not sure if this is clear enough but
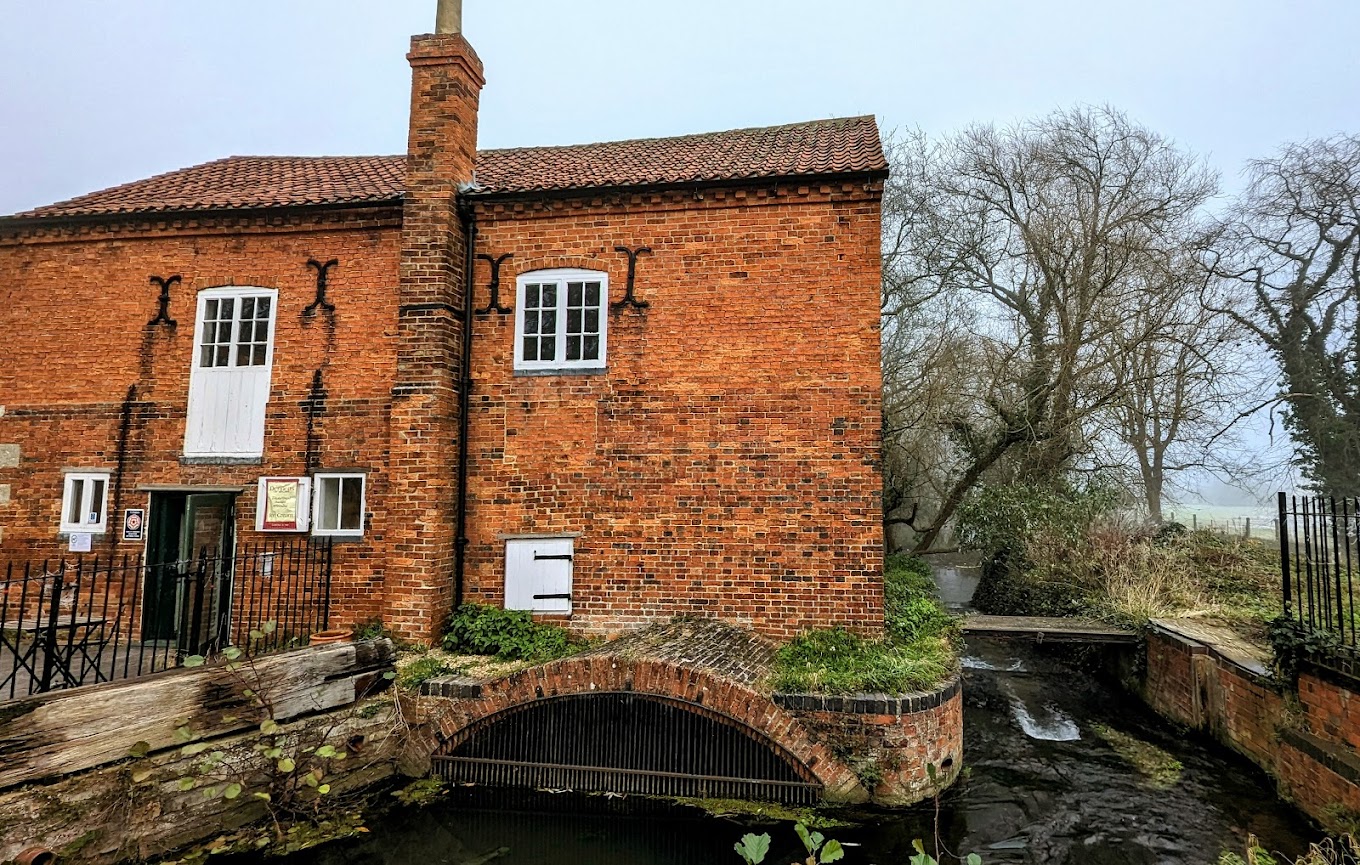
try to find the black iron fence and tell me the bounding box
[1279,492,1360,646]
[0,538,332,701]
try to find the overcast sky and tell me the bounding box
[2,0,1358,216]
[2,0,1355,504]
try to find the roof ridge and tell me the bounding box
[4,115,886,221]
[479,115,877,157]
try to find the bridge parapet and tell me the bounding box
[411,619,961,806]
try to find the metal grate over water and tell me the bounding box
[432,691,822,804]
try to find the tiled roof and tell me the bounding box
[7,117,885,220]
[472,116,886,194]
[11,156,407,219]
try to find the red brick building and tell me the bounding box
[0,13,886,643]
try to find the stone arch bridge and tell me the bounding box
[410,620,962,806]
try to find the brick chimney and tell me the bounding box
[386,0,485,641]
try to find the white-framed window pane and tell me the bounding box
[87,478,106,525]
[66,480,84,526]
[339,478,362,530]
[515,271,608,371]
[313,474,365,535]
[60,473,109,532]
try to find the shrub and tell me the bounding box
[884,554,954,642]
[771,556,958,695]
[955,482,1119,561]
[442,604,580,662]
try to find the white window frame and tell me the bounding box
[190,287,279,372]
[311,473,367,538]
[514,268,609,372]
[184,286,279,459]
[60,472,111,534]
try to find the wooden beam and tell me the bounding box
[0,638,394,791]
[961,615,1138,645]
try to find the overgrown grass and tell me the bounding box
[1219,834,1360,865]
[442,603,586,662]
[769,555,959,695]
[396,656,458,689]
[967,506,1283,637]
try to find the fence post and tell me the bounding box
[38,561,66,693]
[323,538,334,631]
[187,549,209,658]
[1279,491,1291,616]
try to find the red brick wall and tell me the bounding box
[0,212,404,628]
[385,33,485,639]
[1142,626,1360,832]
[462,180,885,639]
[775,677,962,805]
[0,177,885,643]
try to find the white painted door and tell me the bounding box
[184,288,277,458]
[505,538,574,613]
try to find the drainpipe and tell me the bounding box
[454,198,476,609]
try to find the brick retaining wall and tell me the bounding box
[1142,622,1360,831]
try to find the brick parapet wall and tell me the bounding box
[773,675,963,805]
[1141,624,1360,832]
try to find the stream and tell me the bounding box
[266,560,1320,865]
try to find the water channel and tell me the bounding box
[268,560,1321,865]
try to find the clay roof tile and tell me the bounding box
[6,116,886,220]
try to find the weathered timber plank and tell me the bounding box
[0,638,394,790]
[961,615,1137,644]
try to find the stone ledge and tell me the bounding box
[421,675,484,699]
[1280,727,1360,786]
[772,673,962,715]
[1149,618,1275,685]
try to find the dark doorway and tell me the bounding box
[144,492,236,651]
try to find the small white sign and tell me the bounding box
[68,532,93,553]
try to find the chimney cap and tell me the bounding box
[435,0,462,34]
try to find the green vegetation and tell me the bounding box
[735,822,980,865]
[1089,723,1183,790]
[770,555,958,695]
[960,483,1282,635]
[735,822,845,864]
[396,656,457,689]
[679,798,853,830]
[1218,834,1360,865]
[442,603,586,662]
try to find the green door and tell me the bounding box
[143,492,235,649]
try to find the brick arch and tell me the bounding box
[507,255,614,278]
[428,655,866,802]
[187,275,284,292]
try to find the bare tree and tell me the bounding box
[1206,134,1360,495]
[1097,263,1254,521]
[881,107,1217,551]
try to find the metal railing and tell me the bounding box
[0,538,332,701]
[1279,492,1360,646]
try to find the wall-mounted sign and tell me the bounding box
[256,477,311,532]
[122,508,145,542]
[68,532,92,553]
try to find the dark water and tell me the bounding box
[270,634,1318,865]
[261,552,1319,865]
